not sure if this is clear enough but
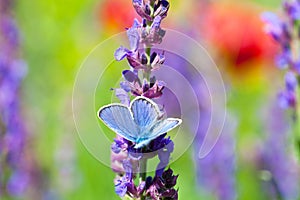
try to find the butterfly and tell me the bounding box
[98,96,182,149]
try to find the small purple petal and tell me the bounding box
[127,54,143,69]
[285,71,297,91]
[284,1,300,21]
[120,81,131,92]
[123,70,138,82]
[7,171,29,197]
[132,0,142,5]
[122,159,132,174]
[132,0,152,21]
[154,0,170,19]
[111,142,122,154]
[275,52,290,69]
[137,181,146,195]
[278,90,296,108]
[132,18,141,28]
[115,178,128,197]
[151,16,162,29]
[157,80,166,87]
[114,46,130,61]
[115,88,130,106]
[261,12,283,41]
[293,60,300,74]
[127,27,140,51]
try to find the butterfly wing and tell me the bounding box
[98,104,139,142]
[130,96,162,129]
[134,118,182,149]
[149,118,182,138]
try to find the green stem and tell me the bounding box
[143,69,151,82]
[145,47,151,58]
[139,158,147,181]
[142,45,152,82]
[139,158,147,200]
[295,78,300,160]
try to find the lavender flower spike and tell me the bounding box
[195,116,236,200]
[262,0,300,110]
[0,0,36,198]
[98,0,181,199]
[258,103,299,200]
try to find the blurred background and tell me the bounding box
[2,0,300,199]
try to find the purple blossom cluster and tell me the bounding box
[112,147,178,200]
[261,0,300,110]
[114,0,169,105]
[258,104,299,200]
[0,0,30,197]
[261,2,300,198]
[109,0,179,199]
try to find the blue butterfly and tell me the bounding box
[98,96,182,149]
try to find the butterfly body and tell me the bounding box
[98,96,182,148]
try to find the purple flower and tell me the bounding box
[0,16,20,50]
[127,23,140,51]
[132,0,153,21]
[115,175,132,197]
[258,104,299,199]
[284,0,300,21]
[261,12,285,42]
[146,168,178,200]
[114,46,131,61]
[141,16,166,46]
[123,70,139,82]
[262,2,300,111]
[120,70,166,99]
[114,160,146,198]
[133,0,170,21]
[285,71,297,91]
[275,50,291,69]
[278,90,296,108]
[114,88,130,106]
[111,137,129,154]
[115,47,148,70]
[195,120,236,200]
[111,151,128,173]
[140,79,165,98]
[7,170,29,197]
[293,59,300,74]
[115,18,166,70]
[153,0,169,19]
[150,51,165,69]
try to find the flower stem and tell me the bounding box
[146,47,151,57]
[139,158,147,200]
[143,15,153,83]
[294,77,300,160]
[143,46,152,82]
[139,158,147,181]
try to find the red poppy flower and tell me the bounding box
[200,3,278,69]
[97,0,138,32]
